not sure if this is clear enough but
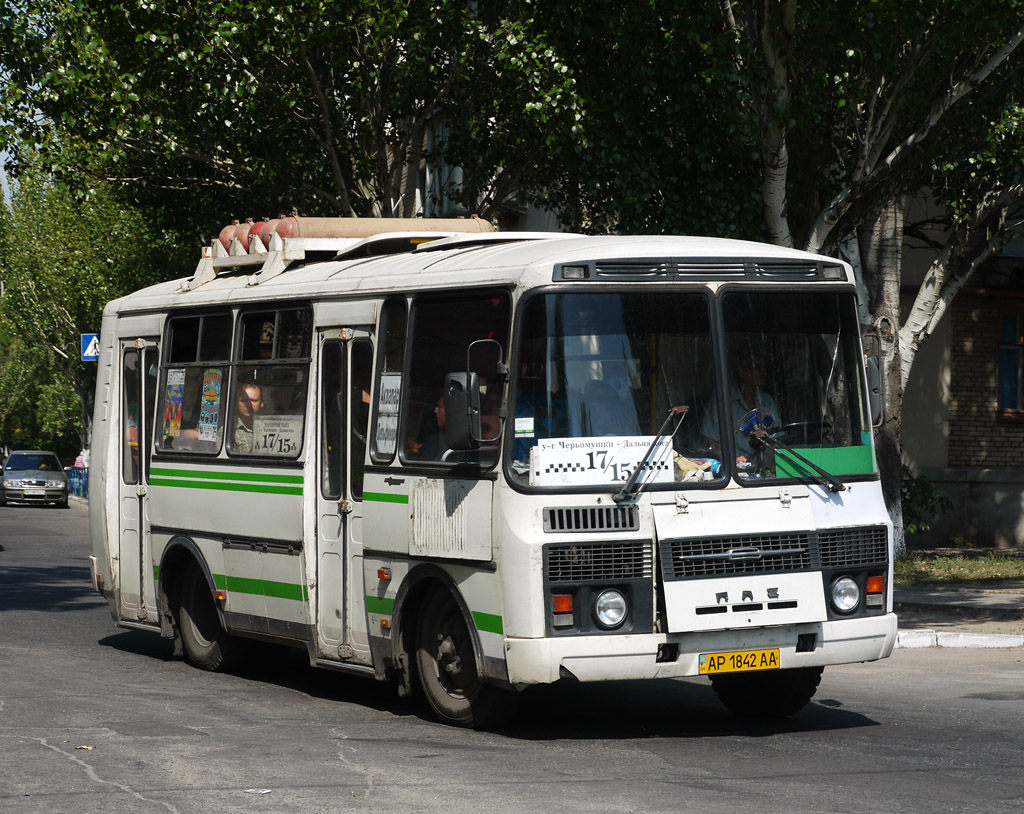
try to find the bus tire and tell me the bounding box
[710,666,823,718]
[415,589,504,729]
[178,568,238,672]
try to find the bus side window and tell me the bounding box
[122,350,141,483]
[370,297,407,464]
[229,308,312,458]
[351,341,373,497]
[401,290,510,465]
[157,313,231,453]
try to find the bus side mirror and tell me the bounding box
[444,372,482,450]
[866,355,884,428]
[861,329,884,428]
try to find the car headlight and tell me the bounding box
[3,479,20,488]
[594,589,627,629]
[47,480,65,488]
[831,576,860,613]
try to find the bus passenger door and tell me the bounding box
[316,331,373,663]
[118,340,159,622]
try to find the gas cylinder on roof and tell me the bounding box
[260,216,285,250]
[233,219,254,254]
[249,219,269,251]
[218,220,240,253]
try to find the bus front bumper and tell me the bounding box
[503,613,898,686]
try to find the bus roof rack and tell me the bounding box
[179,216,495,292]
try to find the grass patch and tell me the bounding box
[895,551,1024,587]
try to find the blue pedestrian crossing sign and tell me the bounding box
[81,333,100,361]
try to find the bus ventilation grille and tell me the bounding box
[661,525,888,580]
[592,260,824,281]
[545,541,654,583]
[543,505,639,533]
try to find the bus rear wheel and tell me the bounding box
[415,590,504,729]
[177,568,238,672]
[710,666,823,718]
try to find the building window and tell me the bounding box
[998,312,1024,413]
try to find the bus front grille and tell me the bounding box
[661,525,887,580]
[543,505,639,533]
[818,526,888,567]
[545,541,654,583]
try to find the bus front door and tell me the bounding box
[118,340,159,622]
[315,331,373,663]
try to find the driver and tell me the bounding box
[701,350,779,464]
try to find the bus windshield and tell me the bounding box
[508,289,875,489]
[716,289,875,484]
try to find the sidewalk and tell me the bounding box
[894,583,1024,649]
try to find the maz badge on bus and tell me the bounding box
[530,436,674,487]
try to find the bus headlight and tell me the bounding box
[594,589,627,629]
[831,576,860,613]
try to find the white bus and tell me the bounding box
[89,217,896,727]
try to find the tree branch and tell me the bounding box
[806,20,1024,253]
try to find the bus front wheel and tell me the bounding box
[710,666,823,718]
[177,568,238,672]
[415,590,504,729]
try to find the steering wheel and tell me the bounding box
[769,421,822,446]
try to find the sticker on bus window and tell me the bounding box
[515,416,535,438]
[375,373,402,457]
[530,436,674,487]
[163,369,185,437]
[251,414,303,456]
[198,368,223,441]
[375,414,398,457]
[378,373,401,415]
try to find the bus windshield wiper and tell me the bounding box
[613,405,689,504]
[755,432,846,493]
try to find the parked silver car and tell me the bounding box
[0,450,69,508]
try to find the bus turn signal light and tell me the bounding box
[215,589,227,602]
[552,593,574,628]
[866,576,884,594]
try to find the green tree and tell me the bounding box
[0,152,175,450]
[0,0,576,227]
[523,1,1024,549]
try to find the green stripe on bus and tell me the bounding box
[152,568,305,601]
[220,574,307,602]
[472,611,503,635]
[150,477,303,496]
[363,596,502,635]
[774,445,876,479]
[363,491,409,504]
[365,595,396,615]
[150,467,303,484]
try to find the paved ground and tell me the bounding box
[895,580,1024,638]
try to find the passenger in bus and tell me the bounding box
[580,378,641,436]
[700,350,779,465]
[409,395,447,460]
[233,382,264,453]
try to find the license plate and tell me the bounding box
[699,648,780,675]
[26,489,46,496]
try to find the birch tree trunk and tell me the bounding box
[857,198,907,556]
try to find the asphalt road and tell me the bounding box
[2,501,1023,813]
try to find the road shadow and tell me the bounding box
[96,629,880,738]
[98,629,178,661]
[96,632,413,718]
[490,678,880,740]
[0,562,108,612]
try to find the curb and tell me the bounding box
[896,629,1024,649]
